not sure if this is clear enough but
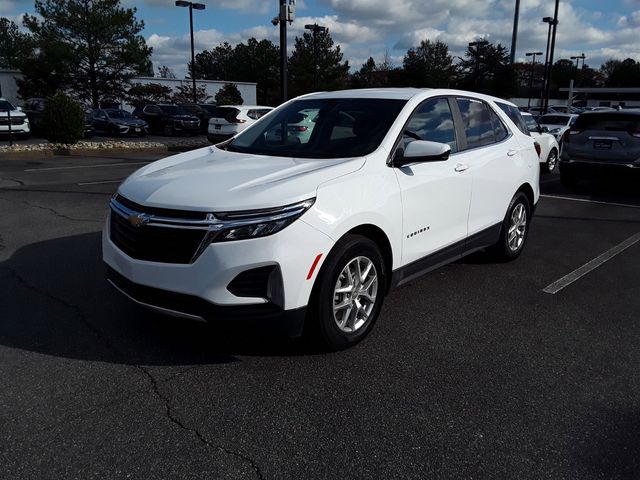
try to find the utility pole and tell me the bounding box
[175,1,206,104]
[525,51,543,108]
[543,0,560,114]
[510,0,521,64]
[274,0,296,103]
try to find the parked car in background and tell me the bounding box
[23,97,94,138]
[559,110,640,187]
[549,105,582,114]
[91,109,148,137]
[104,88,539,350]
[538,113,578,150]
[207,105,274,143]
[180,103,217,134]
[264,108,318,144]
[132,104,200,136]
[521,112,560,173]
[528,106,558,117]
[0,98,30,138]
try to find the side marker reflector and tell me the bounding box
[306,254,323,280]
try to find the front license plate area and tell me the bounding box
[215,124,221,130]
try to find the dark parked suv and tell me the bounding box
[132,104,200,136]
[560,110,640,187]
[180,103,217,134]
[23,97,94,138]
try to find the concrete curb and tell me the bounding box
[0,143,209,160]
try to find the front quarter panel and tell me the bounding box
[301,149,404,270]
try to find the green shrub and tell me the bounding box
[44,93,85,144]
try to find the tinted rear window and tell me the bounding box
[212,107,240,120]
[574,113,640,132]
[496,102,530,136]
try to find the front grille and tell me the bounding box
[0,117,24,126]
[110,198,209,264]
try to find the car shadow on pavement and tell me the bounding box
[0,232,313,366]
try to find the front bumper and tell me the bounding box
[106,265,307,336]
[0,121,30,134]
[102,211,334,327]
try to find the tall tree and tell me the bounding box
[458,40,515,96]
[402,40,456,88]
[192,42,235,81]
[215,83,243,105]
[125,83,173,108]
[0,18,34,70]
[351,57,377,88]
[171,83,210,104]
[288,29,350,96]
[603,58,640,87]
[22,0,152,108]
[157,65,176,79]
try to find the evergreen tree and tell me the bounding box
[402,40,456,88]
[21,0,152,108]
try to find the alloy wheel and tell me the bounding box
[332,256,378,333]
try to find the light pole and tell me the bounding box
[510,0,521,64]
[525,51,543,108]
[175,1,205,104]
[540,16,557,111]
[543,0,560,113]
[272,1,296,103]
[469,40,488,91]
[305,23,326,90]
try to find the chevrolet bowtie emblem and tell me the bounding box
[128,213,150,227]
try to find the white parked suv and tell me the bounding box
[0,98,30,138]
[520,112,560,173]
[104,89,540,350]
[207,105,273,143]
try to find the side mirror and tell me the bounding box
[394,140,451,168]
[540,126,549,133]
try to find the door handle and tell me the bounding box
[454,163,469,172]
[507,149,518,156]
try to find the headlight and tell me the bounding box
[213,198,315,242]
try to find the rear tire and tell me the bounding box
[542,148,558,173]
[307,234,386,351]
[490,192,531,262]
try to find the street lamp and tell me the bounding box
[542,1,560,114]
[305,23,326,90]
[525,51,544,108]
[175,1,206,104]
[571,53,586,69]
[272,1,297,103]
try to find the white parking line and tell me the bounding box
[77,180,123,186]
[542,232,640,294]
[25,161,150,172]
[540,194,640,209]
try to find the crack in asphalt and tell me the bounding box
[2,266,265,479]
[0,195,101,223]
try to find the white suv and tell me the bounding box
[207,105,273,143]
[0,98,30,138]
[104,89,540,350]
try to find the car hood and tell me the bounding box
[118,145,366,211]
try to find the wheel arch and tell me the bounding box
[344,224,394,294]
[516,182,535,211]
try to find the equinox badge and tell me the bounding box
[128,213,150,227]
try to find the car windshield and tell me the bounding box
[107,110,133,119]
[159,105,187,115]
[539,115,571,125]
[225,98,407,159]
[0,100,15,111]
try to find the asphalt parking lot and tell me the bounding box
[1,153,639,479]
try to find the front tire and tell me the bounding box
[307,234,386,351]
[491,192,531,261]
[542,148,558,173]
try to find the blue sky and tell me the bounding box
[3,0,640,77]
